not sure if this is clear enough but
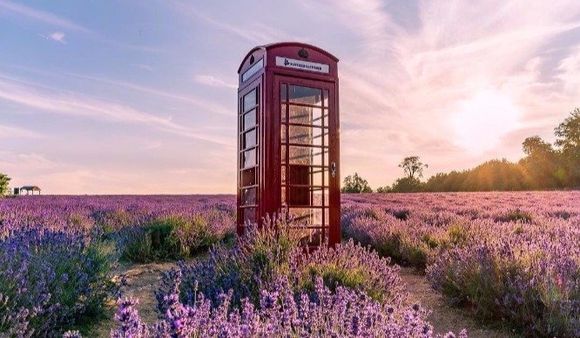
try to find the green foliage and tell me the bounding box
[341,172,373,193]
[121,215,219,263]
[519,136,563,189]
[555,108,580,151]
[297,242,404,304]
[432,249,576,337]
[554,108,580,187]
[180,220,404,308]
[495,209,533,223]
[180,220,301,306]
[446,223,469,246]
[423,159,528,192]
[390,177,423,193]
[0,236,117,335]
[375,186,391,193]
[0,173,10,197]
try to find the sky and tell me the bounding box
[1,0,579,194]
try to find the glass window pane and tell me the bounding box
[288,125,312,145]
[289,85,322,106]
[287,105,309,124]
[310,230,325,246]
[281,145,287,163]
[289,146,311,165]
[314,149,327,166]
[241,149,256,169]
[287,105,323,126]
[244,89,257,112]
[312,108,324,127]
[241,187,256,206]
[291,228,323,245]
[288,146,326,166]
[243,207,256,224]
[288,187,309,206]
[312,188,324,206]
[281,186,286,205]
[289,165,310,185]
[281,104,287,122]
[281,165,287,183]
[281,125,287,143]
[311,169,323,186]
[312,129,325,147]
[323,89,329,107]
[241,168,256,186]
[321,109,328,127]
[242,129,256,149]
[280,84,287,102]
[243,109,256,131]
[288,208,322,226]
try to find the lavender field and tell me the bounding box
[0,192,578,337]
[343,191,580,337]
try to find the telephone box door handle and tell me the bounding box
[331,162,336,178]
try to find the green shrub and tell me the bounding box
[447,223,469,246]
[174,219,299,307]
[121,215,221,263]
[496,209,533,223]
[0,232,117,336]
[167,221,406,311]
[295,240,406,304]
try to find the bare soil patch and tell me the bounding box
[400,267,519,338]
[92,262,178,337]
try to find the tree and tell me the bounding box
[376,186,391,193]
[555,108,580,151]
[398,156,428,179]
[522,136,554,156]
[554,108,580,187]
[390,177,423,193]
[520,136,561,188]
[0,172,10,197]
[341,173,373,193]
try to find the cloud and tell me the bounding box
[133,64,154,72]
[287,0,580,187]
[0,124,42,139]
[194,74,237,89]
[0,74,231,146]
[46,31,66,44]
[65,73,232,116]
[0,0,89,32]
[169,1,288,44]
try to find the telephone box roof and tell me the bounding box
[237,42,339,74]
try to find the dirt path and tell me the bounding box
[399,267,518,338]
[91,263,518,337]
[92,262,177,337]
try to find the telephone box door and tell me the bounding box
[276,76,340,246]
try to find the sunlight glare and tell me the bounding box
[451,89,521,154]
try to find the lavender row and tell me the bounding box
[341,191,580,337]
[110,225,466,338]
[0,195,236,336]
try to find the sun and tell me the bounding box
[451,89,521,154]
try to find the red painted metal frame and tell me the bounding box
[237,42,340,247]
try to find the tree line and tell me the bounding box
[343,108,579,193]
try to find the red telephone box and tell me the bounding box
[237,42,340,246]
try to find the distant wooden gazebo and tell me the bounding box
[18,186,41,195]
